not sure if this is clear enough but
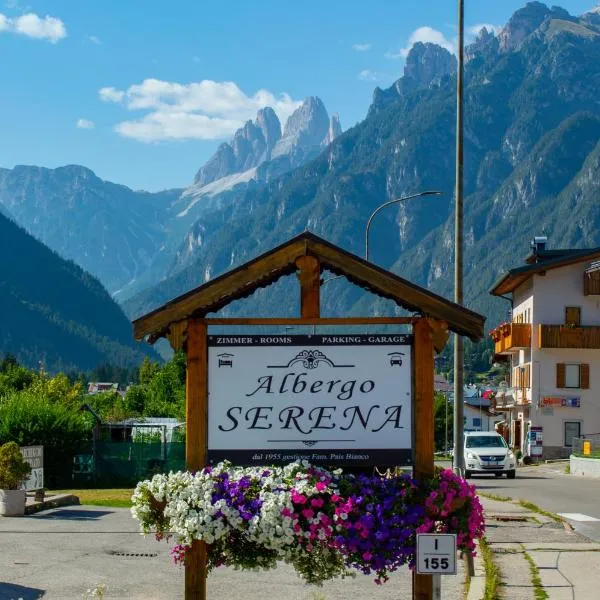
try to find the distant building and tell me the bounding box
[489,237,600,458]
[87,382,119,395]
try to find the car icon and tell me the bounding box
[388,352,405,366]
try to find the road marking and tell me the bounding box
[558,513,600,522]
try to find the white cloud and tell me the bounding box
[358,69,382,82]
[0,11,66,42]
[88,35,101,44]
[387,26,455,59]
[100,78,302,143]
[76,118,95,129]
[13,13,66,42]
[352,43,371,51]
[99,86,125,103]
[467,23,501,37]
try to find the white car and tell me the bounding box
[463,432,516,479]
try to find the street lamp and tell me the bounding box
[364,191,442,261]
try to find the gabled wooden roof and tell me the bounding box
[491,247,600,296]
[133,232,485,342]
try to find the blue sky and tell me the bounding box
[0,0,597,191]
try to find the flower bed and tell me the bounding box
[131,462,484,585]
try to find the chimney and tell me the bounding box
[531,235,548,255]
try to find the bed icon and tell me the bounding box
[217,353,234,367]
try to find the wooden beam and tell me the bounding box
[296,255,321,319]
[185,319,208,600]
[200,317,415,326]
[166,320,188,352]
[133,241,305,339]
[304,236,484,340]
[413,317,435,600]
[427,318,450,353]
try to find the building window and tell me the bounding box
[565,306,581,327]
[565,364,580,388]
[556,363,590,389]
[564,421,581,447]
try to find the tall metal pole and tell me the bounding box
[453,0,465,476]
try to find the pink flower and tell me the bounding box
[362,551,373,561]
[302,509,315,519]
[315,481,326,492]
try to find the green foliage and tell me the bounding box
[434,392,453,451]
[0,441,32,490]
[132,431,162,444]
[123,352,186,420]
[0,389,92,487]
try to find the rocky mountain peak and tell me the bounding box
[194,107,282,186]
[270,96,332,161]
[282,96,329,139]
[403,42,457,89]
[498,1,551,51]
[256,107,282,151]
[466,26,500,62]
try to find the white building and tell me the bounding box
[490,237,600,458]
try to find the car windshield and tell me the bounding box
[465,435,507,448]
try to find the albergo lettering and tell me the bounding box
[245,372,375,401]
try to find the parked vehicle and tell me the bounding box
[463,431,516,479]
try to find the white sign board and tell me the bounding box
[208,334,412,466]
[416,533,457,575]
[19,445,44,491]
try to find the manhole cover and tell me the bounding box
[108,551,158,558]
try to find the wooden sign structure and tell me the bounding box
[133,232,484,600]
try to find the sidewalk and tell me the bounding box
[468,496,600,599]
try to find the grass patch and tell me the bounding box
[479,491,512,502]
[48,488,133,508]
[564,463,571,474]
[517,500,563,524]
[523,550,549,600]
[479,537,500,600]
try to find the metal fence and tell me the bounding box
[73,441,186,486]
[572,434,600,458]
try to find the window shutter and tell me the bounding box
[580,364,590,390]
[557,363,566,388]
[524,364,531,388]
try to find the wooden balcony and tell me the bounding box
[539,325,600,349]
[490,323,532,354]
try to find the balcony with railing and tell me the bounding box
[538,325,600,349]
[489,323,532,354]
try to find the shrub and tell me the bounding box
[0,390,92,487]
[0,441,32,489]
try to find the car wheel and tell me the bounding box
[465,470,472,479]
[507,470,516,479]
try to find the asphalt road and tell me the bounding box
[0,505,465,600]
[469,462,600,542]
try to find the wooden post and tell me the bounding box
[185,319,208,600]
[296,256,320,318]
[413,317,435,600]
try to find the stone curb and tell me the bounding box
[25,493,80,514]
[466,541,486,600]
